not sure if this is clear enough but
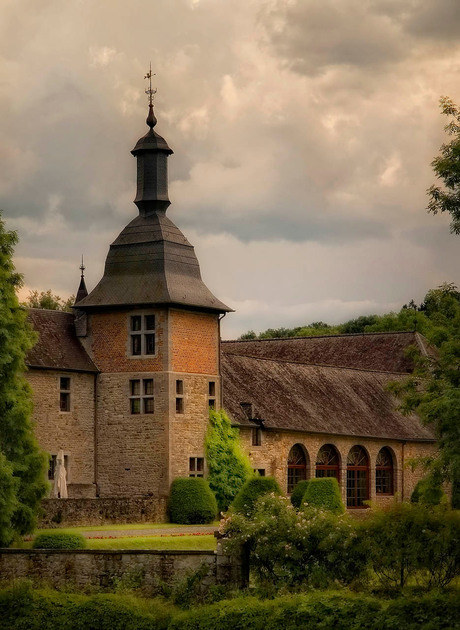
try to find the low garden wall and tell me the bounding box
[39,497,168,527]
[0,547,245,590]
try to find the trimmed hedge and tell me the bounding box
[290,480,310,509]
[0,584,173,630]
[232,476,282,517]
[302,477,344,514]
[32,532,86,549]
[168,477,217,524]
[170,591,460,630]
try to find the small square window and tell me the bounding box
[145,315,155,330]
[60,377,70,391]
[131,315,142,331]
[176,380,183,395]
[189,457,204,477]
[208,381,216,397]
[131,380,140,396]
[130,378,154,415]
[208,399,216,409]
[257,469,265,477]
[176,398,184,414]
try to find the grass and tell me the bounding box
[19,534,216,551]
[34,521,218,535]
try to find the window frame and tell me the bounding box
[59,375,71,413]
[287,443,308,494]
[189,457,205,478]
[315,444,340,482]
[346,445,370,509]
[129,378,154,415]
[128,313,156,358]
[375,447,395,496]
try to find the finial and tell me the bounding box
[80,255,85,279]
[144,63,157,128]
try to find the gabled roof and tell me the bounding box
[26,309,97,373]
[221,352,434,441]
[222,331,432,374]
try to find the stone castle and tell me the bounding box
[25,100,436,518]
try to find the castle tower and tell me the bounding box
[75,84,231,500]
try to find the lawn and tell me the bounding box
[20,534,216,551]
[34,521,218,535]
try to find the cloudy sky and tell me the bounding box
[1,0,460,338]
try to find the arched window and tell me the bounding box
[346,446,369,508]
[376,447,394,495]
[287,444,307,493]
[315,444,340,481]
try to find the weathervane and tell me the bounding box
[144,63,157,106]
[80,255,85,279]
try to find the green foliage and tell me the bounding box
[232,476,282,517]
[205,409,252,512]
[427,96,460,234]
[363,502,460,589]
[302,477,345,514]
[410,475,445,506]
[223,494,366,590]
[169,591,460,630]
[0,216,48,546]
[32,532,87,549]
[289,480,310,509]
[0,582,174,630]
[168,478,217,524]
[0,452,17,546]
[22,289,75,312]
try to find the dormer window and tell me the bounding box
[130,314,156,356]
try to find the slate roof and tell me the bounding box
[75,212,232,313]
[222,331,433,374]
[221,352,434,441]
[26,309,97,373]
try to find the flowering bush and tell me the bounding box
[221,494,366,590]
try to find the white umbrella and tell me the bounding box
[53,449,68,499]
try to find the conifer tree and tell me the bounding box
[0,215,48,545]
[205,409,252,512]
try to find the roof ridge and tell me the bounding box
[223,351,411,376]
[27,308,74,315]
[222,330,417,343]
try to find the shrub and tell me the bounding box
[205,409,252,512]
[223,494,366,590]
[168,478,217,524]
[290,480,310,509]
[410,477,445,506]
[32,532,86,549]
[232,477,282,517]
[362,502,460,589]
[302,478,345,514]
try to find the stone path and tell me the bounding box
[82,525,218,538]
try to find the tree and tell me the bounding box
[204,408,252,512]
[0,215,48,545]
[23,289,75,312]
[427,96,460,233]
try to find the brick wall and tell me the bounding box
[170,309,219,374]
[85,308,167,372]
[27,369,96,498]
[239,427,436,505]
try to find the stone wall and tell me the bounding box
[239,427,437,505]
[39,497,168,527]
[27,369,96,497]
[0,548,245,590]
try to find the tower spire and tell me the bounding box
[75,255,88,303]
[131,66,173,216]
[144,63,157,129]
